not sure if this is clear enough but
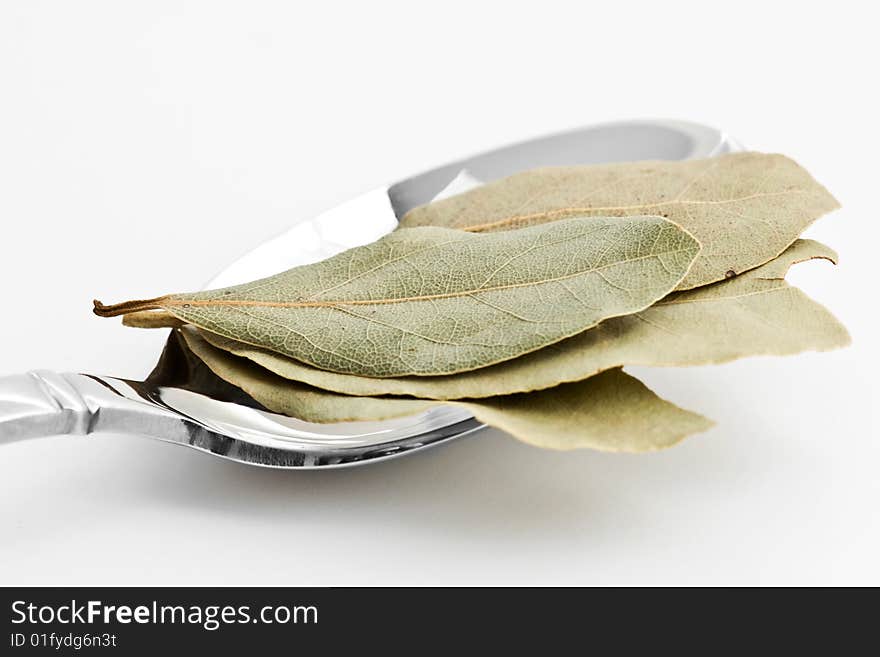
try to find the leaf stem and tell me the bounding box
[93,297,168,317]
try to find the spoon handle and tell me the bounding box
[0,371,185,443]
[0,371,96,442]
[0,370,487,467]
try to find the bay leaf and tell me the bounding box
[122,311,185,329]
[178,328,433,423]
[180,328,712,452]
[95,216,700,377]
[198,239,849,400]
[463,368,714,452]
[400,153,839,290]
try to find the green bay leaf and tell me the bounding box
[400,153,839,290]
[198,239,850,400]
[179,328,712,452]
[96,215,699,377]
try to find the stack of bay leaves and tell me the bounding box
[94,153,850,452]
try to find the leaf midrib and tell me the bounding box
[461,189,812,232]
[170,247,696,311]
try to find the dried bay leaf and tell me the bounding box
[400,153,839,290]
[122,310,185,329]
[198,239,849,400]
[180,328,712,452]
[464,369,714,452]
[95,216,700,378]
[179,328,433,423]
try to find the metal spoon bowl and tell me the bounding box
[0,119,741,468]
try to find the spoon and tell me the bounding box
[0,119,742,468]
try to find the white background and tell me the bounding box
[1,1,877,585]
